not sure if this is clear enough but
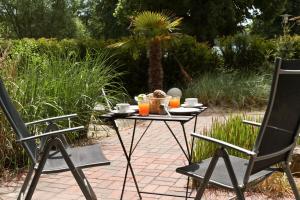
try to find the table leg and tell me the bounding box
[180,121,193,198]
[111,119,142,199]
[132,120,153,153]
[164,121,189,160]
[180,122,191,160]
[185,115,198,199]
[121,164,130,199]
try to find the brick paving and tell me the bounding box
[0,112,294,200]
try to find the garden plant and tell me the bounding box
[0,41,125,177]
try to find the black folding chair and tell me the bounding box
[0,80,110,200]
[177,58,300,200]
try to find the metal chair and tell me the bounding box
[176,58,300,200]
[0,80,110,200]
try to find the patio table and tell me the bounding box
[99,107,207,199]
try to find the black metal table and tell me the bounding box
[99,107,207,199]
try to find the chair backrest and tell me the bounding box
[0,80,36,162]
[251,58,300,174]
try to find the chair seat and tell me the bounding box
[41,144,110,173]
[176,155,273,189]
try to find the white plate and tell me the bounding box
[169,107,200,114]
[181,103,203,108]
[111,109,136,115]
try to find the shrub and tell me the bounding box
[274,35,300,59]
[108,38,149,95]
[0,35,299,99]
[107,35,222,95]
[163,35,222,88]
[0,43,125,176]
[218,34,275,72]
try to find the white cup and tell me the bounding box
[116,103,130,113]
[185,98,198,107]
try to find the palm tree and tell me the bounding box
[111,11,182,91]
[133,11,182,91]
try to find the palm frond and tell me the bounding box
[167,18,183,32]
[132,11,182,37]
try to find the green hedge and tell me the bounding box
[0,34,300,96]
[163,35,222,87]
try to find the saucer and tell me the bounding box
[181,103,203,108]
[114,105,139,111]
[111,109,136,116]
[169,107,201,115]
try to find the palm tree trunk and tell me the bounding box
[148,38,163,91]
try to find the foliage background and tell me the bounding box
[0,0,298,40]
[0,34,299,97]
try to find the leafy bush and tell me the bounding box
[106,35,222,95]
[164,35,222,87]
[184,72,271,109]
[107,38,149,95]
[0,34,299,99]
[0,41,125,175]
[274,35,300,59]
[218,34,275,72]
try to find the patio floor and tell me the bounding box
[0,111,294,200]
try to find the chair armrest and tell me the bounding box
[25,114,78,126]
[17,126,85,143]
[242,120,261,127]
[191,133,256,156]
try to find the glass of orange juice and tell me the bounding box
[169,96,180,108]
[138,99,150,116]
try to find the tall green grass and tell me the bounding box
[184,72,271,109]
[0,47,125,176]
[193,115,259,162]
[193,115,292,197]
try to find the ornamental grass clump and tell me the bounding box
[193,115,259,162]
[184,72,271,109]
[0,45,125,178]
[193,115,293,197]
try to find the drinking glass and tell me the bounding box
[169,96,180,108]
[138,99,150,116]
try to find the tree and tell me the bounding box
[133,12,182,90]
[112,11,182,91]
[251,0,300,37]
[75,0,130,39]
[0,0,78,38]
[92,0,129,39]
[112,0,256,43]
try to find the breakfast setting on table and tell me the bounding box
[110,88,206,117]
[100,88,207,199]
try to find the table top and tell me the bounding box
[99,107,207,123]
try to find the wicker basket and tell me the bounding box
[149,96,171,114]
